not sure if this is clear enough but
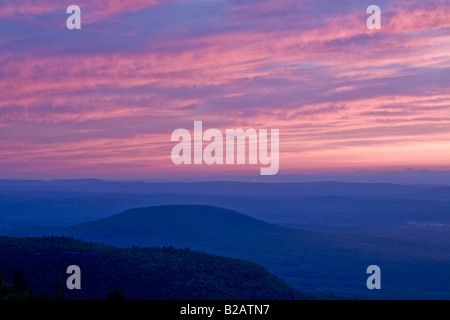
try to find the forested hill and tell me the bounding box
[0,236,322,300]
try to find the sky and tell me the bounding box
[0,0,450,179]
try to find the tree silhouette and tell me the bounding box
[13,269,27,290]
[108,287,125,300]
[53,278,66,300]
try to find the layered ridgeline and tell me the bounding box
[1,181,450,238]
[12,205,450,300]
[0,236,313,300]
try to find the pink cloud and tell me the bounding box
[0,0,166,22]
[1,0,450,177]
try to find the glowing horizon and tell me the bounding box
[1,0,450,179]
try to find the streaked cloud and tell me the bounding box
[0,0,449,178]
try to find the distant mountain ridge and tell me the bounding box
[0,179,438,197]
[1,181,450,236]
[3,168,450,184]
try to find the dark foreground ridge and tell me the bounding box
[0,236,329,300]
